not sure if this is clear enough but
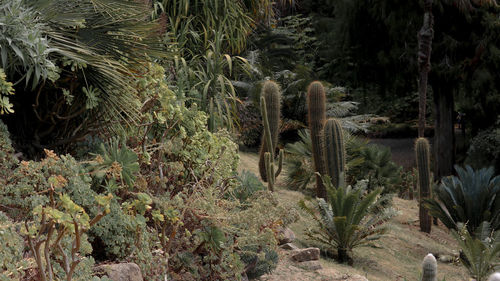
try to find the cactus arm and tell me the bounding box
[264,152,274,191]
[275,149,283,177]
[261,96,274,160]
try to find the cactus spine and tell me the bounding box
[416,137,432,233]
[307,81,328,199]
[421,254,437,281]
[258,81,283,191]
[323,119,346,188]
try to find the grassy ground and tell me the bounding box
[238,151,468,281]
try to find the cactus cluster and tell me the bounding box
[307,81,328,198]
[323,118,346,188]
[416,137,432,233]
[258,81,283,191]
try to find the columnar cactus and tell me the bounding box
[307,81,328,199]
[323,118,346,188]
[258,81,283,191]
[421,253,437,281]
[416,137,432,233]
[258,81,281,182]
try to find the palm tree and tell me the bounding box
[0,0,163,156]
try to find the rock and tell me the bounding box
[296,260,322,271]
[278,227,296,245]
[291,247,320,262]
[95,263,143,281]
[280,243,299,250]
[438,255,454,263]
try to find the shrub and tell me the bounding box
[466,127,500,173]
[0,120,17,181]
[0,212,25,281]
[300,178,396,264]
[424,165,500,234]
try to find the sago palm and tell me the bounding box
[424,165,500,234]
[300,177,396,264]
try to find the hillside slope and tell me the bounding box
[239,151,468,281]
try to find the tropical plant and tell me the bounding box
[356,144,402,193]
[0,69,14,114]
[0,0,163,156]
[424,165,500,234]
[232,170,265,204]
[300,178,396,264]
[451,222,500,281]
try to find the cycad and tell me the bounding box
[300,178,396,264]
[424,165,500,234]
[451,222,500,281]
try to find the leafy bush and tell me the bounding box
[240,245,278,279]
[0,150,112,280]
[0,212,26,281]
[466,127,500,173]
[300,178,396,264]
[451,222,500,281]
[0,120,17,181]
[424,165,500,234]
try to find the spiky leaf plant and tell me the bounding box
[451,222,500,281]
[300,177,396,264]
[424,165,500,234]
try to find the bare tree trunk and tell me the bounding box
[418,0,434,137]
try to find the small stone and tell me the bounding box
[278,227,296,245]
[438,255,454,263]
[291,247,320,262]
[95,263,143,281]
[297,260,322,271]
[280,243,299,250]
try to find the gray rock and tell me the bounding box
[296,260,322,271]
[438,255,455,263]
[95,263,143,281]
[291,247,320,262]
[278,227,296,245]
[280,243,299,250]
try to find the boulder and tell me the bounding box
[291,247,320,262]
[278,227,296,245]
[280,243,299,251]
[95,263,143,281]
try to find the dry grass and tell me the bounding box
[239,151,469,281]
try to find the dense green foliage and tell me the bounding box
[301,178,395,264]
[424,165,500,234]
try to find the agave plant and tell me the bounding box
[300,177,396,264]
[452,222,500,281]
[424,165,500,234]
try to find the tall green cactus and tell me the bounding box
[323,119,346,188]
[421,253,437,281]
[307,81,328,199]
[258,81,283,191]
[416,137,432,233]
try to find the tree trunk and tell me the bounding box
[417,0,434,138]
[433,82,455,180]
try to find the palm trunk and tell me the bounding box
[417,0,434,138]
